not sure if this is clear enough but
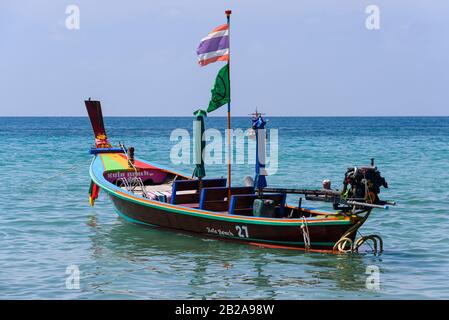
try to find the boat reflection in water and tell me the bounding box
[85,215,380,299]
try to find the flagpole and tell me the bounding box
[225,10,232,195]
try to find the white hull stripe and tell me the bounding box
[197,49,229,62]
[200,30,229,42]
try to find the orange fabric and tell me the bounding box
[211,24,228,33]
[199,54,229,66]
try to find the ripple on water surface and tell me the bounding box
[0,117,449,299]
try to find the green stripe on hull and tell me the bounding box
[114,208,158,227]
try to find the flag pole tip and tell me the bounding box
[225,10,232,16]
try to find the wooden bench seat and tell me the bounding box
[229,193,286,217]
[199,186,255,211]
[170,178,227,205]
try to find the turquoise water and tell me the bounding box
[1,116,448,299]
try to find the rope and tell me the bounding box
[332,210,371,253]
[357,230,374,251]
[300,217,311,251]
[43,158,92,181]
[332,211,384,254]
[333,237,354,253]
[332,175,384,254]
[119,142,137,173]
[354,234,383,254]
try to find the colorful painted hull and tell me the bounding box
[89,153,360,252]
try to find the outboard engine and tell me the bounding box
[341,159,388,204]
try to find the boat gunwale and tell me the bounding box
[90,154,354,227]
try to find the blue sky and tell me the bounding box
[0,0,448,116]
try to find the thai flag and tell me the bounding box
[197,24,229,67]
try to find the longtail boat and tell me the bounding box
[86,100,394,253]
[86,10,395,253]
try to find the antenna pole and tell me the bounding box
[226,10,232,194]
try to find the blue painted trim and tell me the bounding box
[229,195,238,214]
[171,178,227,205]
[199,188,206,209]
[228,193,287,216]
[89,147,125,155]
[170,182,177,204]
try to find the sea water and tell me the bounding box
[0,116,448,299]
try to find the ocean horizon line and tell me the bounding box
[1,115,449,118]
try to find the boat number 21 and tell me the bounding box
[235,225,249,238]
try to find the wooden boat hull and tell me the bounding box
[84,100,364,253]
[89,152,362,253]
[110,192,356,251]
[88,153,360,252]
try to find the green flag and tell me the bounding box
[207,64,230,113]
